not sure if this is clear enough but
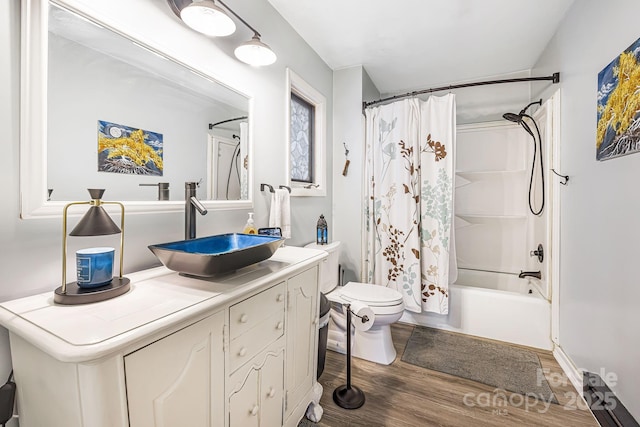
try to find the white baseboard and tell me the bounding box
[553,344,582,392]
[553,345,587,399]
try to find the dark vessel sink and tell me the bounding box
[149,233,285,276]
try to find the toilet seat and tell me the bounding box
[340,282,403,307]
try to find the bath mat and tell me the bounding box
[401,326,557,403]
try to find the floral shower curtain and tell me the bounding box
[364,95,457,314]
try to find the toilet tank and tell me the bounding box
[304,241,341,293]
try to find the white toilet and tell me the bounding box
[305,241,405,365]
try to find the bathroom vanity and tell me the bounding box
[0,246,326,427]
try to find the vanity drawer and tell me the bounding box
[229,310,285,373]
[229,282,285,339]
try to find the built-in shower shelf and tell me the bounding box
[455,169,527,179]
[455,213,527,222]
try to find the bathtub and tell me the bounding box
[400,269,552,350]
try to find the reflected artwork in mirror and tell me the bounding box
[20,0,253,218]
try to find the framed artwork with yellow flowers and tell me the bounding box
[97,120,164,175]
[597,36,640,161]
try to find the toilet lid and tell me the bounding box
[340,282,403,306]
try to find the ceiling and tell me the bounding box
[267,0,575,95]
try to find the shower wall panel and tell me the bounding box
[455,122,531,275]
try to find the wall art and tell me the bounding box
[597,36,640,160]
[97,120,163,175]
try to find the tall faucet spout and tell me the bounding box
[190,196,207,215]
[185,182,207,240]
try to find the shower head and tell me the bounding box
[502,112,523,123]
[502,99,542,124]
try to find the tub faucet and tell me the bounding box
[519,270,541,280]
[185,182,207,240]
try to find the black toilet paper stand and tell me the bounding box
[333,303,368,409]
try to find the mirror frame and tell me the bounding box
[20,0,254,219]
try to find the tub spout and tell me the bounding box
[519,270,541,280]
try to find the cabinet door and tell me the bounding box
[125,311,225,427]
[229,349,283,427]
[285,266,318,414]
[260,350,284,427]
[229,368,259,427]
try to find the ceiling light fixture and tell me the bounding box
[168,0,277,66]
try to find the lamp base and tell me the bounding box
[333,385,365,409]
[54,277,130,305]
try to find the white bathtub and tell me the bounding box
[401,269,552,350]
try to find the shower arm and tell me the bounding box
[519,99,542,115]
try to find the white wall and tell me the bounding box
[332,66,379,283]
[0,0,332,407]
[533,0,640,419]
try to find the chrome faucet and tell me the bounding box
[185,182,207,240]
[519,270,542,280]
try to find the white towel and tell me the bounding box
[269,188,291,238]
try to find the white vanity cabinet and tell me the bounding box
[226,265,320,427]
[284,266,319,421]
[227,282,286,427]
[125,311,226,427]
[0,247,326,427]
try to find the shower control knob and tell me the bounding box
[530,244,544,263]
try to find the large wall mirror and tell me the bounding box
[20,0,253,218]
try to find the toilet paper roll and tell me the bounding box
[348,301,375,332]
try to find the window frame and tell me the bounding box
[286,68,326,197]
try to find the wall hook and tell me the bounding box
[342,142,351,176]
[551,169,569,185]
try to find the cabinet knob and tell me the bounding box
[250,405,259,416]
[312,318,318,325]
[240,314,249,323]
[276,294,284,302]
[239,347,247,357]
[276,321,283,330]
[267,387,276,398]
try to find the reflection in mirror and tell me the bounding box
[46,3,250,203]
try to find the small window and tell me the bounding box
[290,93,314,183]
[286,68,326,197]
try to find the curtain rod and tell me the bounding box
[208,116,248,130]
[363,72,560,109]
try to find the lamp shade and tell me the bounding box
[180,0,236,37]
[69,206,121,236]
[234,35,277,66]
[69,189,121,236]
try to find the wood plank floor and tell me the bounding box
[311,323,598,427]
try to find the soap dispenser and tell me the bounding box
[243,213,257,234]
